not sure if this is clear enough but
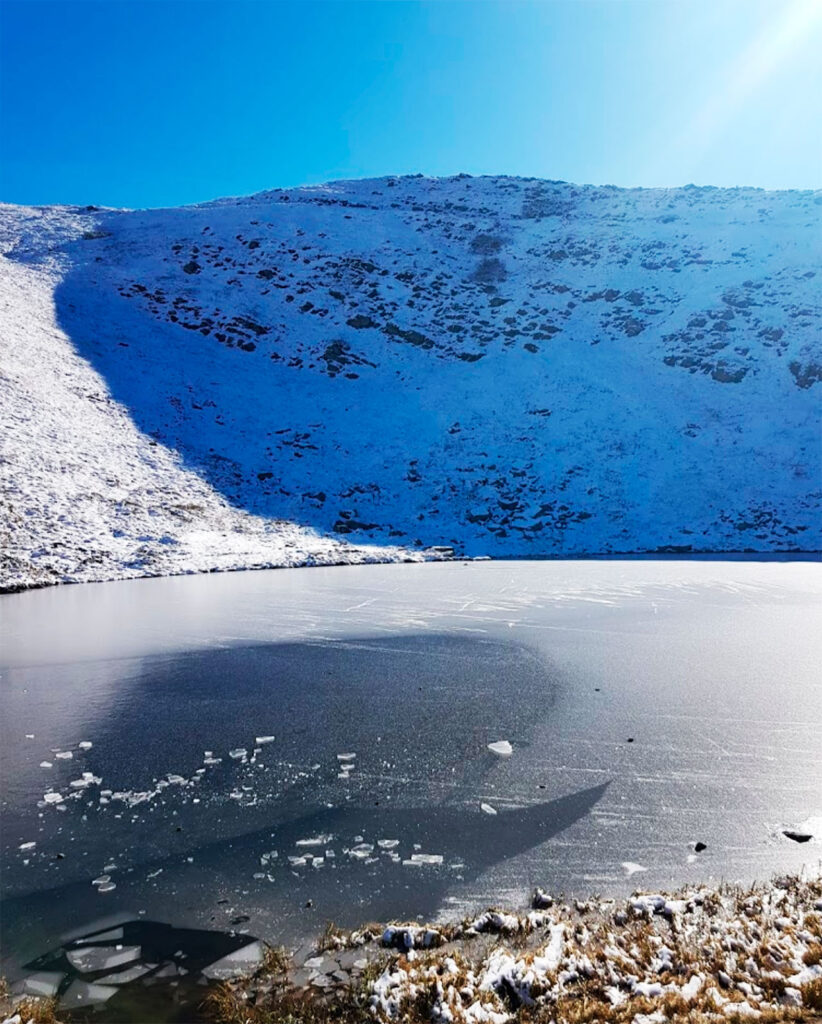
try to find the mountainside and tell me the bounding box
[1,175,820,588]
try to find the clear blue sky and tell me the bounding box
[1,0,820,208]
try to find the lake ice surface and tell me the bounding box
[1,559,820,976]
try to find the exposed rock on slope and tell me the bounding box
[1,176,820,588]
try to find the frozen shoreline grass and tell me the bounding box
[206,873,822,1024]
[3,874,820,1023]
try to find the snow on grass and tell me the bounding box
[213,872,822,1023]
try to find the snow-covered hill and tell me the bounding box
[1,176,820,588]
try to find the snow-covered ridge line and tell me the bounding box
[1,176,820,589]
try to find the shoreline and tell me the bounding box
[3,872,822,1023]
[2,549,820,597]
[209,871,822,1023]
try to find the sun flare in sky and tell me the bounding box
[669,0,822,176]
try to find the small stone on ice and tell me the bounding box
[487,740,513,757]
[783,830,812,843]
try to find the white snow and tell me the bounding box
[2,176,819,591]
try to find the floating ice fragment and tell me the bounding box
[16,971,64,998]
[481,803,498,815]
[40,761,53,768]
[378,839,400,849]
[78,741,93,750]
[97,882,116,893]
[255,736,275,745]
[487,740,513,757]
[59,980,119,1008]
[55,751,73,760]
[296,835,333,847]
[92,875,111,886]
[201,940,265,980]
[404,853,443,866]
[70,772,102,789]
[43,791,63,804]
[337,752,356,761]
[19,841,36,851]
[228,748,247,760]
[622,861,648,877]
[347,844,374,861]
[67,945,139,973]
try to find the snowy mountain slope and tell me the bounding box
[1,176,820,588]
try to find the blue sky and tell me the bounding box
[1,0,820,208]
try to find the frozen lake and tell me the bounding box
[2,558,821,983]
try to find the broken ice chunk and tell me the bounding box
[70,772,102,789]
[78,741,93,750]
[255,736,275,745]
[43,791,64,804]
[201,940,265,980]
[487,740,513,757]
[337,753,356,761]
[96,962,154,985]
[59,980,119,1009]
[622,861,648,877]
[67,945,140,973]
[404,853,444,866]
[40,761,53,768]
[55,751,73,760]
[347,844,374,861]
[229,748,247,760]
[480,803,498,815]
[295,835,333,847]
[15,972,64,998]
[19,841,37,851]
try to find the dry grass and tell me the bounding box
[204,950,390,1024]
[803,978,822,1012]
[0,994,60,1024]
[804,944,822,967]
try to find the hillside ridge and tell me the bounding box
[1,175,820,588]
